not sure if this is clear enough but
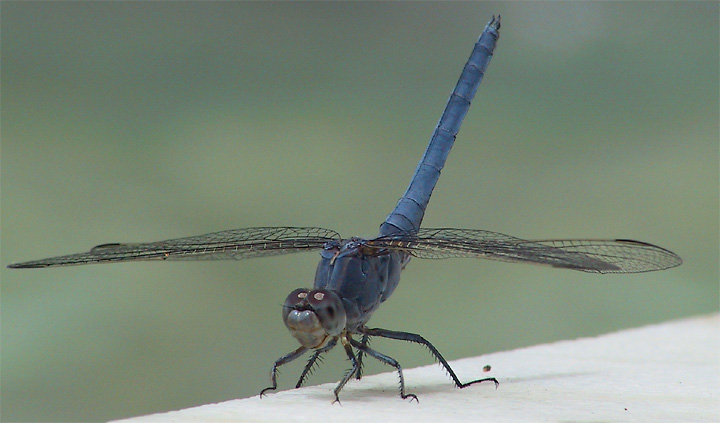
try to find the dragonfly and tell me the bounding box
[8,16,681,402]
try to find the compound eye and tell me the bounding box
[282,288,309,321]
[282,288,329,349]
[284,288,309,308]
[306,289,346,337]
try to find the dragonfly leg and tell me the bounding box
[260,346,308,397]
[332,335,360,404]
[359,327,499,390]
[295,338,337,388]
[354,333,370,380]
[348,336,418,402]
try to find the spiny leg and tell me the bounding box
[355,333,370,380]
[359,327,499,389]
[295,338,338,388]
[348,337,418,402]
[332,335,360,404]
[260,346,308,397]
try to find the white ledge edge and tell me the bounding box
[112,314,720,423]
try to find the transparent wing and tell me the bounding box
[8,227,341,269]
[369,228,682,274]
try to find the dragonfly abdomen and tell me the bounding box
[380,16,501,236]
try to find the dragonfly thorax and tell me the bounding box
[282,288,346,349]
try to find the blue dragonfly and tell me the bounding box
[8,16,681,402]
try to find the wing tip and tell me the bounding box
[614,238,683,269]
[7,262,48,269]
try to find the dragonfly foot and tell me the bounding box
[259,386,276,398]
[458,376,499,389]
[402,393,419,403]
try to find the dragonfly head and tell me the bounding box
[282,288,346,349]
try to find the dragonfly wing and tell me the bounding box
[370,228,682,274]
[521,239,683,273]
[8,227,341,268]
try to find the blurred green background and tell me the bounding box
[2,2,717,422]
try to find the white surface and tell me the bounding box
[113,314,719,423]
